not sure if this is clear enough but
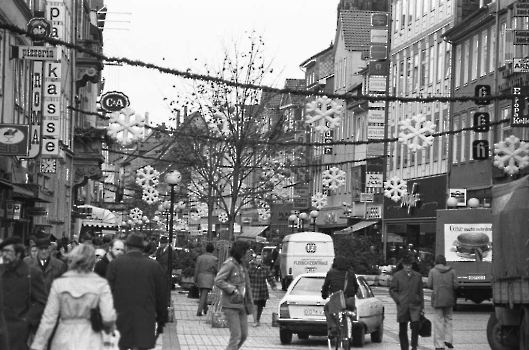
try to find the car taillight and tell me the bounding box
[279,302,290,318]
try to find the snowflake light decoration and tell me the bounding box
[311,192,328,210]
[136,165,160,189]
[189,211,201,221]
[493,135,529,175]
[129,208,143,221]
[258,208,271,221]
[305,96,343,132]
[142,187,159,205]
[208,111,230,136]
[218,211,228,223]
[107,107,145,146]
[398,114,436,152]
[195,202,208,217]
[322,167,346,190]
[384,176,408,202]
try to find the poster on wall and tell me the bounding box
[444,223,492,262]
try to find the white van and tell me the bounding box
[279,231,335,290]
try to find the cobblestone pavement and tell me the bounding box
[155,285,493,350]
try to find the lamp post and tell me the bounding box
[309,210,319,232]
[298,212,308,232]
[288,214,297,233]
[164,170,181,321]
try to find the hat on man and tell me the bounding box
[400,255,415,265]
[160,236,168,244]
[36,238,51,249]
[28,235,37,243]
[125,233,146,248]
[0,236,22,250]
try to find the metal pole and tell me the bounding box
[312,219,316,232]
[167,185,175,307]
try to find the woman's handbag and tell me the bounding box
[90,306,104,332]
[419,313,432,337]
[187,284,200,299]
[244,292,254,315]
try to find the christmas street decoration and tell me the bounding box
[195,202,208,217]
[142,187,160,204]
[218,211,228,223]
[384,176,408,202]
[107,107,145,146]
[129,207,143,221]
[258,208,271,221]
[398,114,435,152]
[189,211,201,221]
[311,192,328,210]
[136,165,160,189]
[322,167,346,190]
[305,96,343,132]
[493,135,529,175]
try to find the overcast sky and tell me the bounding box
[101,0,337,126]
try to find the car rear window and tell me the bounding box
[290,276,324,295]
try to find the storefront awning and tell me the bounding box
[78,205,118,228]
[335,220,378,234]
[0,179,36,197]
[238,226,268,240]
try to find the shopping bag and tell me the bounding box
[102,330,120,350]
[187,284,200,299]
[419,313,432,337]
[327,290,346,314]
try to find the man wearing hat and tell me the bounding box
[25,237,67,293]
[107,233,168,350]
[0,236,47,350]
[389,255,425,350]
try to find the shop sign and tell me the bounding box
[514,2,529,17]
[449,188,467,207]
[27,207,48,216]
[46,0,65,40]
[371,13,388,27]
[5,201,22,220]
[368,109,385,123]
[513,57,529,72]
[513,30,529,45]
[100,91,130,112]
[360,193,374,202]
[368,60,388,76]
[400,182,421,215]
[511,86,529,127]
[0,124,30,156]
[17,46,59,60]
[368,124,385,139]
[370,29,388,44]
[27,17,51,45]
[370,45,387,60]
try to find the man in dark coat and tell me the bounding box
[0,236,48,350]
[389,255,425,350]
[107,233,168,350]
[24,237,66,293]
[155,236,178,273]
[94,239,124,278]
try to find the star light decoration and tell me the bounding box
[142,187,159,205]
[258,208,271,221]
[493,135,529,175]
[107,107,145,146]
[384,176,408,202]
[311,192,328,210]
[305,96,343,132]
[218,211,229,223]
[398,114,436,152]
[322,167,346,190]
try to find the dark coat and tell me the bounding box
[94,255,110,278]
[389,269,424,323]
[26,256,67,292]
[1,260,48,350]
[321,268,359,299]
[0,277,9,350]
[107,250,168,349]
[194,252,218,289]
[155,245,178,273]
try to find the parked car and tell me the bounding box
[277,273,384,347]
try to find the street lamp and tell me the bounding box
[309,210,319,232]
[164,170,181,320]
[288,214,298,233]
[298,212,308,232]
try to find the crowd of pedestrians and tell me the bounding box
[0,231,170,350]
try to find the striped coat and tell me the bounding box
[248,265,276,301]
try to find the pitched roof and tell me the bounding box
[338,10,388,54]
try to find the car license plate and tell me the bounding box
[304,308,324,316]
[468,275,486,280]
[306,267,316,273]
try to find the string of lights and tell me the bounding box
[1,22,522,104]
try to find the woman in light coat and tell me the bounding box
[30,243,116,350]
[214,240,253,350]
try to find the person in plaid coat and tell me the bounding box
[248,255,276,327]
